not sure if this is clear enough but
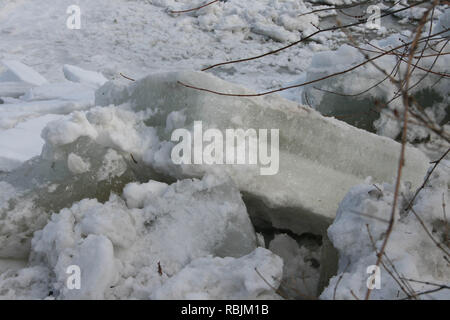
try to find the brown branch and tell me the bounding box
[169,0,220,15]
[120,73,136,82]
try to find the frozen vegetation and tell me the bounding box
[0,0,448,300]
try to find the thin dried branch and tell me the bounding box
[169,0,220,15]
[120,73,136,81]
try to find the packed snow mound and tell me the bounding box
[96,70,429,235]
[0,174,262,299]
[321,161,450,299]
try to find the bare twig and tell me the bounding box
[120,73,136,82]
[169,0,220,15]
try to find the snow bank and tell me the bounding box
[96,70,429,236]
[320,161,450,299]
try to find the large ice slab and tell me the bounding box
[96,71,430,235]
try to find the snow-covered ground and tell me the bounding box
[0,0,448,300]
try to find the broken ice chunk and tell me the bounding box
[0,60,48,86]
[63,64,108,88]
